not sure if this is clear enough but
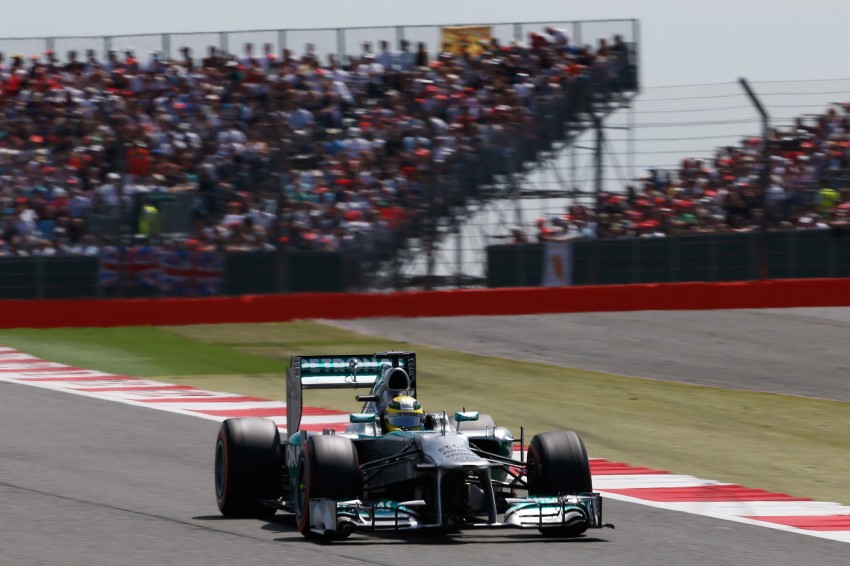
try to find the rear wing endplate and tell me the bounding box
[286,352,416,435]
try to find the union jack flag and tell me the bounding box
[99,246,161,288]
[159,251,225,296]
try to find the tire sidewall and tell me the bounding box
[295,435,361,538]
[526,441,544,494]
[215,430,229,510]
[295,443,313,534]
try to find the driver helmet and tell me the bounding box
[384,395,424,432]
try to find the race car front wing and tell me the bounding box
[306,494,612,536]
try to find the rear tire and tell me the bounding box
[527,430,592,537]
[215,418,281,519]
[295,435,361,539]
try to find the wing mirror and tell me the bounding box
[454,411,480,422]
[349,413,377,424]
[355,394,379,402]
[454,411,479,431]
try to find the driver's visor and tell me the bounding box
[386,414,422,430]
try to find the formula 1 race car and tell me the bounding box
[214,351,612,540]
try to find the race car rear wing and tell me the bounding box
[286,352,417,434]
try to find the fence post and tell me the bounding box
[278,29,286,54]
[35,257,45,299]
[748,233,758,280]
[220,31,228,55]
[590,239,600,284]
[739,78,770,280]
[671,235,680,282]
[631,239,640,284]
[517,242,526,287]
[710,234,719,282]
[337,28,345,65]
[277,245,288,293]
[162,33,171,60]
[633,18,641,92]
[789,231,797,278]
[104,36,112,59]
[828,233,838,278]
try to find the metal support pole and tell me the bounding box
[594,121,603,205]
[455,223,462,289]
[35,257,45,299]
[511,159,522,229]
[337,29,345,67]
[162,34,171,60]
[453,175,463,289]
[425,170,436,290]
[586,100,604,224]
[739,77,770,280]
[627,99,635,183]
[634,19,641,93]
[219,32,228,56]
[570,144,577,198]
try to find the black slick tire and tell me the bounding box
[527,430,592,537]
[294,434,361,540]
[215,418,281,519]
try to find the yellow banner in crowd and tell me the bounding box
[440,25,492,57]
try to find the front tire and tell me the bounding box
[215,418,281,519]
[527,430,592,537]
[295,435,361,539]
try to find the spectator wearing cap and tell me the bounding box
[544,27,572,54]
[97,172,122,214]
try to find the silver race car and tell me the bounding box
[214,351,612,540]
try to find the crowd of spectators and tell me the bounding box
[0,27,631,258]
[532,103,850,243]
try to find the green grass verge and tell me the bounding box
[1,321,847,506]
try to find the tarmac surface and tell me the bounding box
[329,307,850,402]
[2,381,848,566]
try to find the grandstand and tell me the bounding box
[0,20,638,296]
[1,20,849,297]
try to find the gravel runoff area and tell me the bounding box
[327,307,850,402]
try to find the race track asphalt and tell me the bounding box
[329,307,850,402]
[3,307,849,565]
